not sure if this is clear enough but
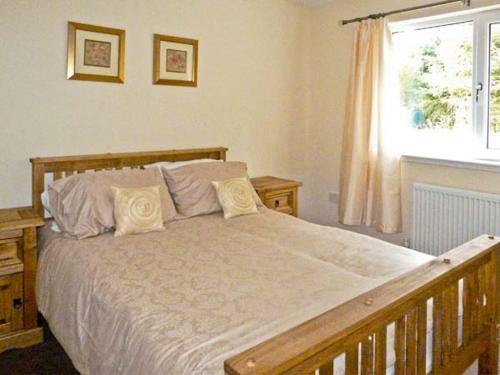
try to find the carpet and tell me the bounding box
[0,324,78,375]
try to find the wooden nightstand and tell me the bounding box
[0,207,44,352]
[251,176,302,217]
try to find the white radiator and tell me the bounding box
[411,183,500,256]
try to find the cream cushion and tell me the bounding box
[113,186,165,236]
[212,177,259,219]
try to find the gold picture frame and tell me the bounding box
[153,34,198,87]
[67,22,126,83]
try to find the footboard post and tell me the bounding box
[478,240,500,375]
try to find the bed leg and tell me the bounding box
[478,247,500,375]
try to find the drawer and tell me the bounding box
[0,273,23,335]
[0,230,22,241]
[0,239,22,264]
[263,190,295,215]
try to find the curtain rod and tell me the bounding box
[339,0,472,26]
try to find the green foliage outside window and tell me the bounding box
[399,34,476,130]
[491,32,500,134]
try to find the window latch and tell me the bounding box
[476,83,484,102]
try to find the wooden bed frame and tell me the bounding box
[30,147,500,375]
[30,147,227,216]
[225,236,500,375]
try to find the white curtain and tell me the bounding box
[339,18,403,234]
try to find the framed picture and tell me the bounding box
[67,22,125,83]
[153,34,198,87]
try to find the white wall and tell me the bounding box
[0,0,312,212]
[307,0,500,244]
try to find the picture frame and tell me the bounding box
[153,34,198,87]
[67,22,126,83]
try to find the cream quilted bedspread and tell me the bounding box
[37,209,432,375]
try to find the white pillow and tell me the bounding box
[144,159,221,170]
[41,191,62,232]
[41,191,51,214]
[50,221,62,233]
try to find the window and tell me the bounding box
[392,10,500,158]
[489,23,500,149]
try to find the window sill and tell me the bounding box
[401,154,500,173]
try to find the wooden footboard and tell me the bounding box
[225,235,500,375]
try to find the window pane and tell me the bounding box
[393,22,473,152]
[489,23,500,149]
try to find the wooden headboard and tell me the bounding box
[30,147,228,216]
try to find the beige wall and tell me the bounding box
[3,0,500,240]
[0,0,312,210]
[307,0,500,244]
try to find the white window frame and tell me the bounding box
[391,8,500,159]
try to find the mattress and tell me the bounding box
[36,208,433,375]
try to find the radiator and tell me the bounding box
[411,183,500,256]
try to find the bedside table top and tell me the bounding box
[250,176,302,193]
[0,207,45,231]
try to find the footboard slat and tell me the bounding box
[318,360,333,375]
[448,284,459,357]
[471,272,480,338]
[224,236,500,375]
[432,293,443,373]
[441,290,451,367]
[374,327,386,375]
[405,309,417,375]
[416,301,427,375]
[478,266,486,331]
[345,344,358,375]
[360,336,373,375]
[463,274,472,346]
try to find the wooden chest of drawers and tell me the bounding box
[250,176,302,217]
[0,207,44,352]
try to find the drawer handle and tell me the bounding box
[275,200,280,208]
[12,298,22,310]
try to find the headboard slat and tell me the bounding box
[30,147,228,216]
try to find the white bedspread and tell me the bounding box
[37,209,432,374]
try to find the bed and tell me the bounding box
[30,147,500,375]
